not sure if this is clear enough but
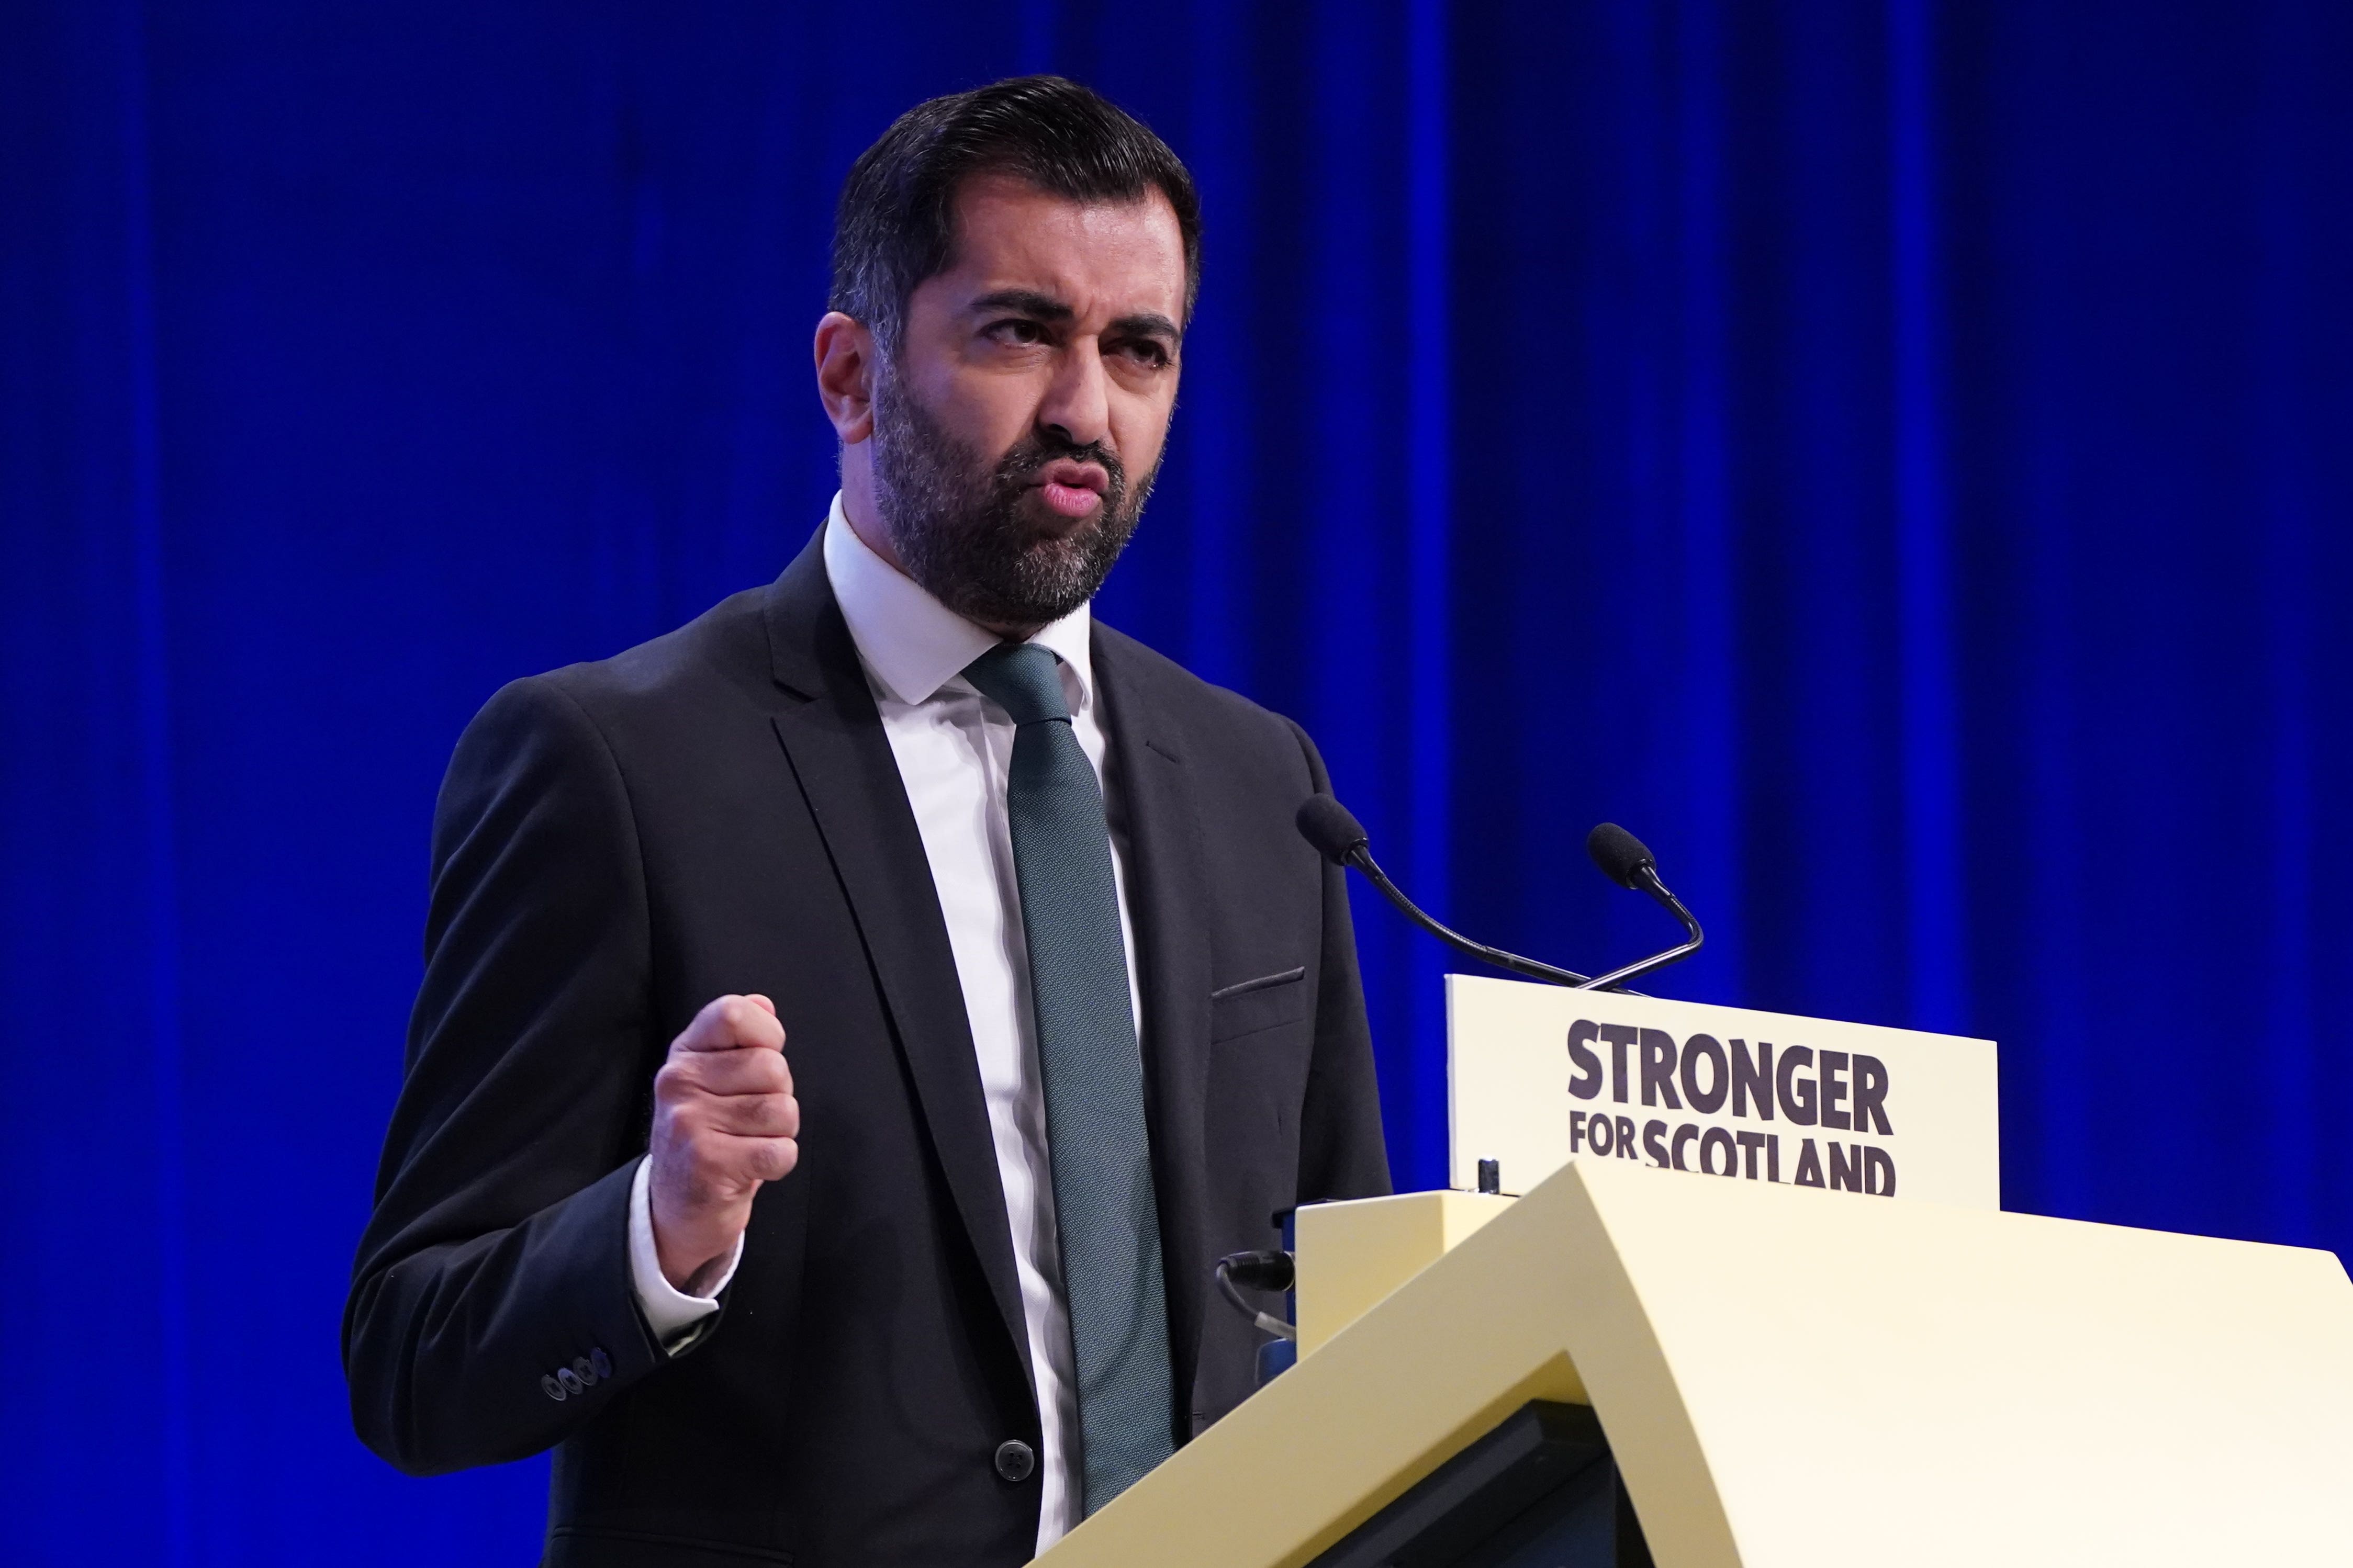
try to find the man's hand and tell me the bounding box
[649,994,799,1293]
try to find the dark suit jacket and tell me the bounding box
[344,534,1390,1566]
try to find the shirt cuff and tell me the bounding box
[628,1154,742,1353]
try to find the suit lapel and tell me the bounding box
[760,537,1033,1386]
[1093,627,1217,1430]
[757,539,1221,1429]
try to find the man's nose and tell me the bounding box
[1037,340,1112,451]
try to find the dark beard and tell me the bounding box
[867,366,1155,629]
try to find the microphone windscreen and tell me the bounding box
[1586,822,1656,889]
[1295,794,1371,865]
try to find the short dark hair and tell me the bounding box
[830,76,1202,353]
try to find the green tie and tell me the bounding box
[962,641,1175,1515]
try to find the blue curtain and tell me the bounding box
[5,2,2349,1561]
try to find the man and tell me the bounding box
[346,76,1388,1566]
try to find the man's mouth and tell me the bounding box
[1033,459,1109,520]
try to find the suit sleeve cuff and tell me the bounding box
[627,1155,741,1353]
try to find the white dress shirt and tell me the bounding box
[626,493,1139,1553]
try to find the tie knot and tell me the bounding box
[963,641,1071,726]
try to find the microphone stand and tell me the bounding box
[1340,843,1595,988]
[1572,866,1704,991]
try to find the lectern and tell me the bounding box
[1035,1155,2353,1567]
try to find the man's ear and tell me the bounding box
[813,311,877,444]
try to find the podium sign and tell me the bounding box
[1448,974,1999,1208]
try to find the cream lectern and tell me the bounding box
[1036,1063,2353,1564]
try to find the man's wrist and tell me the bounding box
[675,1248,734,1299]
[627,1156,741,1351]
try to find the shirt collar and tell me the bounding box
[821,492,1097,710]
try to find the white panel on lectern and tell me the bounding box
[1446,974,2000,1208]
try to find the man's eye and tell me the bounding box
[989,320,1046,345]
[1116,341,1172,368]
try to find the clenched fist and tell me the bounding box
[649,994,800,1293]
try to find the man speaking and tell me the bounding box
[345,76,1389,1565]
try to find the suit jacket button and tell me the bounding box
[570,1356,600,1387]
[993,1440,1035,1483]
[589,1347,612,1380]
[540,1374,567,1402]
[556,1367,586,1396]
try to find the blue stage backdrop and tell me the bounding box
[5,2,2350,1562]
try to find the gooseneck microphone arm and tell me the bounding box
[1351,845,1597,988]
[1295,795,1594,988]
[1576,822,1705,991]
[1575,871,1702,990]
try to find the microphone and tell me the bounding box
[1295,795,1593,987]
[1574,822,1705,990]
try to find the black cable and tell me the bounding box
[1215,1250,1297,1341]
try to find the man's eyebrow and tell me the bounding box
[966,288,1073,321]
[1107,312,1182,343]
[963,291,1181,344]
